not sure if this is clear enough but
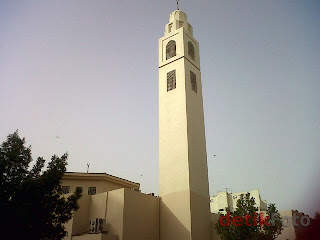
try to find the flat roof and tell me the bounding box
[63,172,140,187]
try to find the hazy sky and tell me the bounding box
[1,1,319,216]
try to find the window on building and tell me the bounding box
[88,187,96,195]
[166,40,176,60]
[62,186,70,194]
[167,70,176,91]
[219,208,224,212]
[190,71,197,93]
[168,23,173,33]
[188,24,192,34]
[188,41,195,60]
[75,187,83,193]
[179,21,184,28]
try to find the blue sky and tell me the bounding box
[1,0,319,216]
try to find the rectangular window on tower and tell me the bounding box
[167,70,176,91]
[190,71,197,93]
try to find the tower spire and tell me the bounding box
[176,0,179,10]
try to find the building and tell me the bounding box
[61,173,158,240]
[276,210,315,240]
[59,8,317,240]
[158,9,211,240]
[63,189,159,240]
[61,172,140,196]
[210,189,268,214]
[209,189,314,240]
[210,189,268,240]
[210,189,267,240]
[61,9,212,240]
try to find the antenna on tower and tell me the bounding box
[86,163,90,173]
[220,187,232,193]
[176,0,179,10]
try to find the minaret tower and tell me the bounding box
[159,10,211,240]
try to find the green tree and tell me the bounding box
[0,131,82,240]
[215,192,283,240]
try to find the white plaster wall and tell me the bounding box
[72,194,91,235]
[123,189,159,240]
[159,58,189,196]
[210,190,267,213]
[159,10,211,240]
[106,189,125,240]
[105,188,159,240]
[89,192,108,220]
[61,178,135,196]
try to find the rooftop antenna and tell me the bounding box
[86,163,90,173]
[220,187,232,193]
[176,0,179,10]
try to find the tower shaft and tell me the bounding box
[159,10,211,240]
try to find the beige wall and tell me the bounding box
[211,213,221,240]
[184,58,209,196]
[61,173,139,197]
[64,216,74,240]
[160,191,192,239]
[69,188,159,240]
[210,189,267,213]
[61,173,138,238]
[62,179,121,195]
[190,191,211,240]
[106,188,159,240]
[89,192,108,220]
[276,210,296,240]
[64,192,115,239]
[62,193,91,240]
[72,194,91,235]
[159,10,211,240]
[73,233,118,240]
[159,55,189,196]
[123,189,159,240]
[276,210,313,240]
[106,189,125,240]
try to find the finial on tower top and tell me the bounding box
[176,0,179,10]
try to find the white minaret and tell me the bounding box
[159,10,211,240]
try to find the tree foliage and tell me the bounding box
[0,131,82,240]
[215,192,283,240]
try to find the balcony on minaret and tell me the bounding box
[164,10,193,36]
